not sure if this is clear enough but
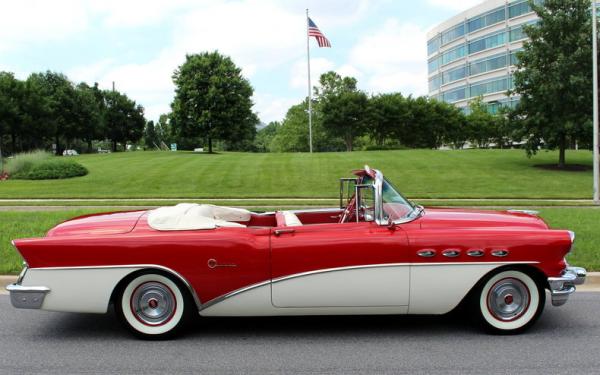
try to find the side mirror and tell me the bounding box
[387,221,396,231]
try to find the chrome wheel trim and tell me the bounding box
[121,274,185,335]
[486,277,530,322]
[479,270,541,331]
[130,281,176,326]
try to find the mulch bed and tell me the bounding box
[534,164,592,172]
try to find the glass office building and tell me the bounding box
[427,0,540,112]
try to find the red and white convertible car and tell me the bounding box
[7,166,586,338]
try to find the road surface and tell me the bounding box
[0,293,598,374]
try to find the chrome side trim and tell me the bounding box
[200,280,271,311]
[16,264,28,284]
[507,209,539,216]
[28,264,202,310]
[199,261,539,311]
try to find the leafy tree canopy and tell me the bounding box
[171,51,258,153]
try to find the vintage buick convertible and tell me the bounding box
[7,166,586,338]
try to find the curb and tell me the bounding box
[2,273,600,295]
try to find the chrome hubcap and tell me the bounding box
[131,282,176,326]
[487,278,530,321]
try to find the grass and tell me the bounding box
[0,149,595,199]
[3,150,52,174]
[0,207,598,274]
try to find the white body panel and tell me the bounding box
[271,266,410,307]
[200,283,409,316]
[21,262,529,316]
[409,263,504,314]
[22,268,140,313]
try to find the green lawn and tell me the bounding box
[1,207,598,274]
[0,149,594,199]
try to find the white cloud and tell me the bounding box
[0,1,89,52]
[290,57,335,90]
[253,95,299,124]
[425,0,484,12]
[348,19,428,96]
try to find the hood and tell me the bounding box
[46,210,147,237]
[418,208,548,230]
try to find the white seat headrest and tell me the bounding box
[281,211,303,226]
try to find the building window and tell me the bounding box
[429,74,442,91]
[468,31,506,55]
[441,23,465,45]
[509,49,522,65]
[428,35,441,56]
[428,55,441,73]
[469,77,509,97]
[467,7,505,33]
[442,65,467,84]
[443,86,467,102]
[508,0,531,18]
[442,44,466,65]
[469,53,508,76]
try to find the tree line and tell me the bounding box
[256,71,512,153]
[0,71,146,155]
[0,0,596,169]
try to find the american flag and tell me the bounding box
[308,17,331,48]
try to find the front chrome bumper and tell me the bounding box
[548,266,586,306]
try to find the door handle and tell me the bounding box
[274,229,296,236]
[417,249,436,258]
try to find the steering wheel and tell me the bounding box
[339,195,357,223]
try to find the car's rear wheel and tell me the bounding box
[115,272,191,339]
[472,269,545,334]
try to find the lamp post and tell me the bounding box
[593,1,599,204]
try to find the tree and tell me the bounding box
[0,72,23,155]
[103,90,146,151]
[317,71,368,151]
[466,97,496,148]
[269,99,340,152]
[171,51,258,153]
[144,120,159,150]
[512,0,592,167]
[26,71,79,155]
[73,83,104,152]
[254,122,279,152]
[367,93,410,146]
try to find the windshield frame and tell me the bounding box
[359,168,422,225]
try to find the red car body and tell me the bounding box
[7,166,586,337]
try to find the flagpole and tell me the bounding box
[593,0,599,204]
[306,8,313,154]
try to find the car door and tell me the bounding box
[270,221,410,308]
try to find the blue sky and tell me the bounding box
[0,0,482,123]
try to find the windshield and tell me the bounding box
[361,175,417,221]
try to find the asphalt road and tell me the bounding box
[0,293,599,374]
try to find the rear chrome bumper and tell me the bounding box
[548,266,586,307]
[6,265,50,309]
[6,284,50,309]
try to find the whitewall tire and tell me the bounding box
[473,269,545,334]
[116,273,189,339]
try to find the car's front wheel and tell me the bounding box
[472,269,545,334]
[115,272,191,339]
